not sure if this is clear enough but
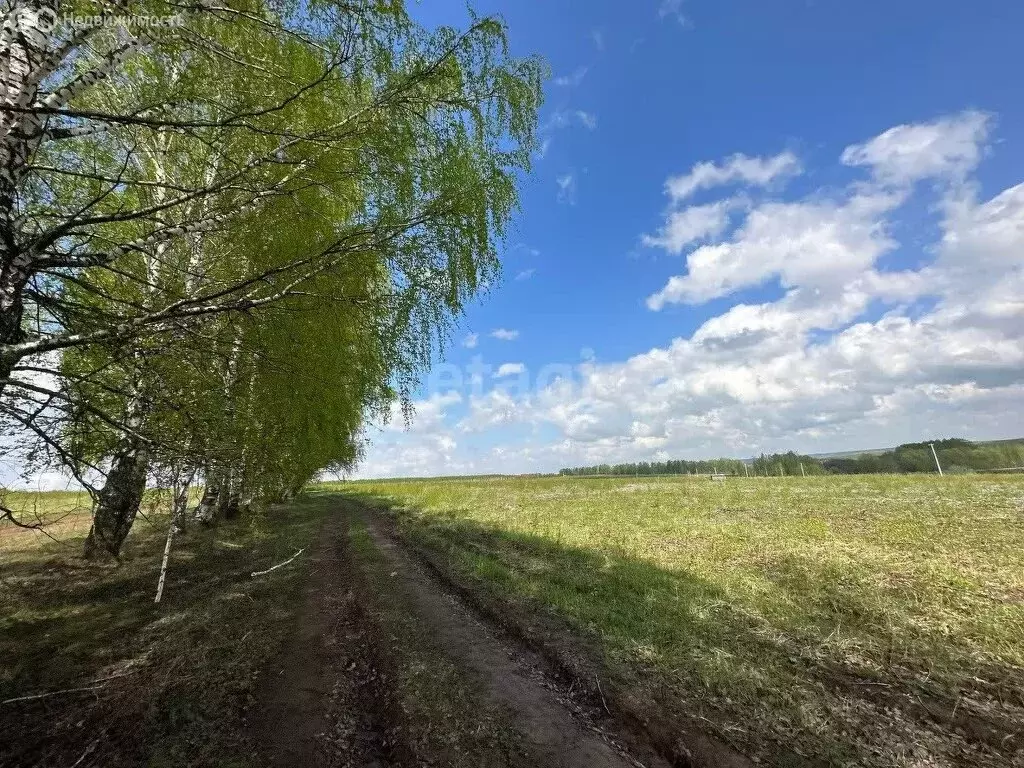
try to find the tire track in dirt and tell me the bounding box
[251,512,399,768]
[355,504,658,768]
[252,498,666,768]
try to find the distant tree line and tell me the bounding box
[559,439,1024,477]
[560,458,749,476]
[751,452,826,476]
[820,439,1024,474]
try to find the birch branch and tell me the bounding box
[0,672,137,706]
[251,547,305,577]
[154,517,177,603]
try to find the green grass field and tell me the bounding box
[0,488,95,546]
[341,474,1024,766]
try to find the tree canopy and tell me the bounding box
[0,0,544,554]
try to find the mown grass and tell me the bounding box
[0,491,328,767]
[337,474,1024,766]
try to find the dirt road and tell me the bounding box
[251,498,668,768]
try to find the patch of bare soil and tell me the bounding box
[251,512,400,768]
[356,509,658,768]
[252,499,666,768]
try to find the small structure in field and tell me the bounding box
[709,473,727,481]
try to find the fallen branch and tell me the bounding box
[595,674,611,715]
[251,547,305,577]
[69,739,100,768]
[154,517,178,604]
[0,671,136,706]
[0,685,103,706]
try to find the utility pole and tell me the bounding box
[743,463,748,478]
[929,443,944,476]
[800,462,806,477]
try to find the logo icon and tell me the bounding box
[34,6,58,33]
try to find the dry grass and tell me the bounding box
[338,474,1024,766]
[0,490,328,767]
[1,489,95,549]
[0,487,204,556]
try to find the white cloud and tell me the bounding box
[543,110,597,132]
[515,268,536,281]
[512,243,540,257]
[459,388,531,434]
[658,0,689,26]
[490,328,519,341]
[591,29,604,51]
[495,362,526,377]
[575,110,597,130]
[556,172,577,204]
[462,332,479,349]
[377,390,462,435]
[647,112,995,312]
[642,198,740,254]
[647,192,901,309]
[643,152,800,260]
[554,66,588,87]
[840,110,990,185]
[665,151,801,202]
[537,110,596,158]
[354,111,1024,478]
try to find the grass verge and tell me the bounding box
[0,493,328,768]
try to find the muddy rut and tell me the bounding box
[252,499,666,768]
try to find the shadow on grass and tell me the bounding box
[340,490,1023,767]
[0,495,330,768]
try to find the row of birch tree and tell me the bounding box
[0,0,542,556]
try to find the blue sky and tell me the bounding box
[368,1,1024,476]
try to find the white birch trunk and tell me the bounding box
[154,515,176,604]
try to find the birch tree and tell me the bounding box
[2,0,542,551]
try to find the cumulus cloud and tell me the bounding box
[665,151,800,202]
[462,332,479,349]
[840,110,990,185]
[490,328,519,341]
[646,192,901,309]
[646,113,996,312]
[641,152,801,260]
[456,390,522,435]
[355,111,1024,478]
[378,390,462,435]
[515,268,536,281]
[642,197,741,255]
[495,362,526,377]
